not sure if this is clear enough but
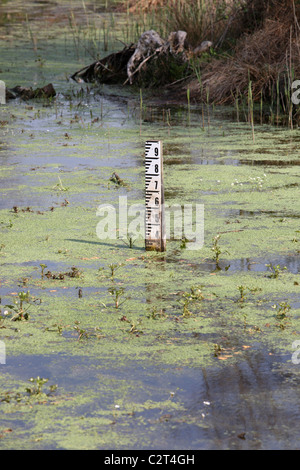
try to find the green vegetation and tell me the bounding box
[0,0,300,451]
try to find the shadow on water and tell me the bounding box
[66,238,145,251]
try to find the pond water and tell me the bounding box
[0,0,300,450]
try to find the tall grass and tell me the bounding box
[248,79,255,141]
[131,0,243,47]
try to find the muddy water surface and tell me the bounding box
[0,0,300,450]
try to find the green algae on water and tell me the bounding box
[1,0,300,450]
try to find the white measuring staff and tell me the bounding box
[145,140,166,252]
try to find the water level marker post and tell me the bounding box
[145,140,166,252]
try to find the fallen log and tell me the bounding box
[70,44,136,84]
[71,30,212,88]
[6,83,56,100]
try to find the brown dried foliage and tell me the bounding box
[194,1,300,105]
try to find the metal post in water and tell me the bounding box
[145,140,166,252]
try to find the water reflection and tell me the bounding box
[2,347,299,449]
[191,350,300,449]
[161,254,299,275]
